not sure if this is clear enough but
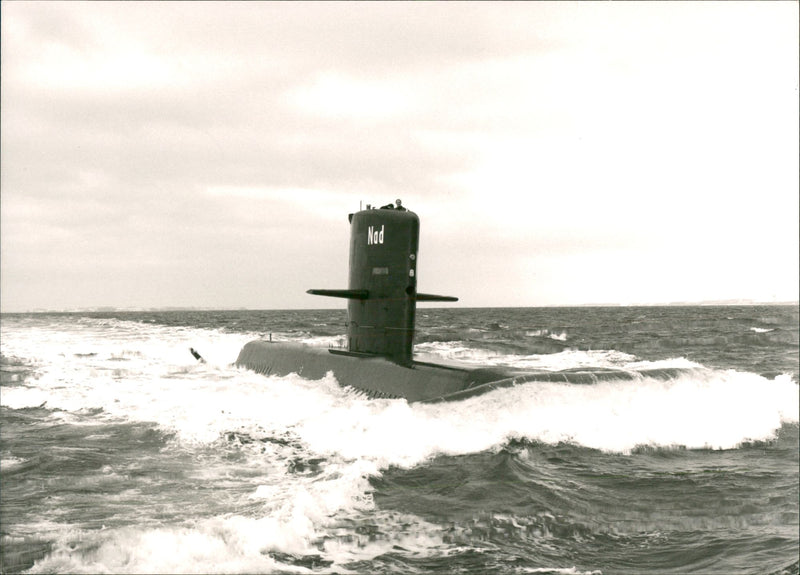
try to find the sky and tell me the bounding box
[1,1,798,312]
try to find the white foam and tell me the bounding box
[414,342,702,372]
[1,456,27,469]
[26,507,457,575]
[26,523,298,574]
[526,329,569,341]
[522,569,602,575]
[292,370,798,463]
[522,568,602,575]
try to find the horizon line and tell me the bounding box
[3,299,799,314]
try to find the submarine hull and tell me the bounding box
[236,340,528,403]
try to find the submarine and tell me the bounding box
[236,200,669,402]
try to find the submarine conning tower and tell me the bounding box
[307,200,457,365]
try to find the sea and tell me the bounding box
[1,305,798,575]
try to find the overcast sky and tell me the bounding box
[2,2,797,312]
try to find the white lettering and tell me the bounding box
[367,225,385,245]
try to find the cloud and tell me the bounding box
[1,1,797,311]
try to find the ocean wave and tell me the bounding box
[0,456,28,469]
[413,342,702,372]
[526,329,569,341]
